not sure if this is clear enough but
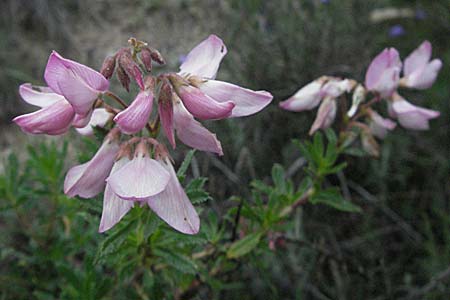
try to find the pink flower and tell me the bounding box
[279,78,353,112]
[44,51,109,116]
[64,129,121,198]
[106,141,171,201]
[13,84,75,135]
[76,108,112,136]
[169,74,235,120]
[176,35,273,118]
[368,109,396,139]
[389,94,440,130]
[309,97,337,135]
[402,41,443,90]
[173,95,223,155]
[365,48,402,97]
[114,90,153,134]
[99,156,134,233]
[147,157,200,235]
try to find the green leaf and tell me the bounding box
[177,150,196,181]
[153,248,198,274]
[227,232,262,259]
[311,188,362,213]
[94,216,137,264]
[271,164,287,192]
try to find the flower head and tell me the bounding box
[365,48,402,97]
[401,41,442,90]
[44,51,109,116]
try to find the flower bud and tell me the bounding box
[116,65,130,92]
[100,55,116,79]
[150,48,165,65]
[140,47,153,72]
[158,80,175,148]
[118,48,144,90]
[347,84,366,117]
[361,131,380,158]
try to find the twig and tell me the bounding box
[400,265,450,299]
[348,180,422,243]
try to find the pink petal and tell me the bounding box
[174,83,234,120]
[114,90,153,134]
[19,83,65,107]
[44,51,108,116]
[179,35,227,79]
[404,59,442,90]
[99,157,134,233]
[173,99,223,155]
[372,67,401,98]
[365,48,401,96]
[106,155,171,201]
[76,108,112,136]
[64,139,120,198]
[369,110,396,139]
[45,51,109,93]
[392,97,440,130]
[404,41,432,77]
[147,159,200,235]
[72,110,94,128]
[321,79,354,98]
[198,80,273,117]
[309,97,337,135]
[13,100,75,135]
[279,80,323,111]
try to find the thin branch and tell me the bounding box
[104,91,128,109]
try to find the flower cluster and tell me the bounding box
[13,35,273,233]
[280,41,442,155]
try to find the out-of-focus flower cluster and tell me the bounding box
[13,35,273,233]
[280,41,442,156]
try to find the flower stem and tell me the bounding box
[104,91,128,109]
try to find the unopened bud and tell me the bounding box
[144,76,155,91]
[150,48,165,65]
[348,84,366,117]
[116,65,130,92]
[140,48,153,72]
[158,80,175,148]
[118,48,144,90]
[100,55,116,79]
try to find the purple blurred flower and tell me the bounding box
[415,9,427,20]
[388,25,406,38]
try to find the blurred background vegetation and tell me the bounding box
[0,0,449,299]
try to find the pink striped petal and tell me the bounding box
[64,138,120,198]
[173,99,223,155]
[13,100,75,135]
[198,80,273,117]
[19,83,65,107]
[279,80,323,112]
[114,90,153,134]
[174,83,234,120]
[76,108,112,136]
[179,35,227,79]
[147,159,200,235]
[44,51,108,116]
[106,155,170,201]
[99,157,134,233]
[72,110,94,128]
[309,97,337,135]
